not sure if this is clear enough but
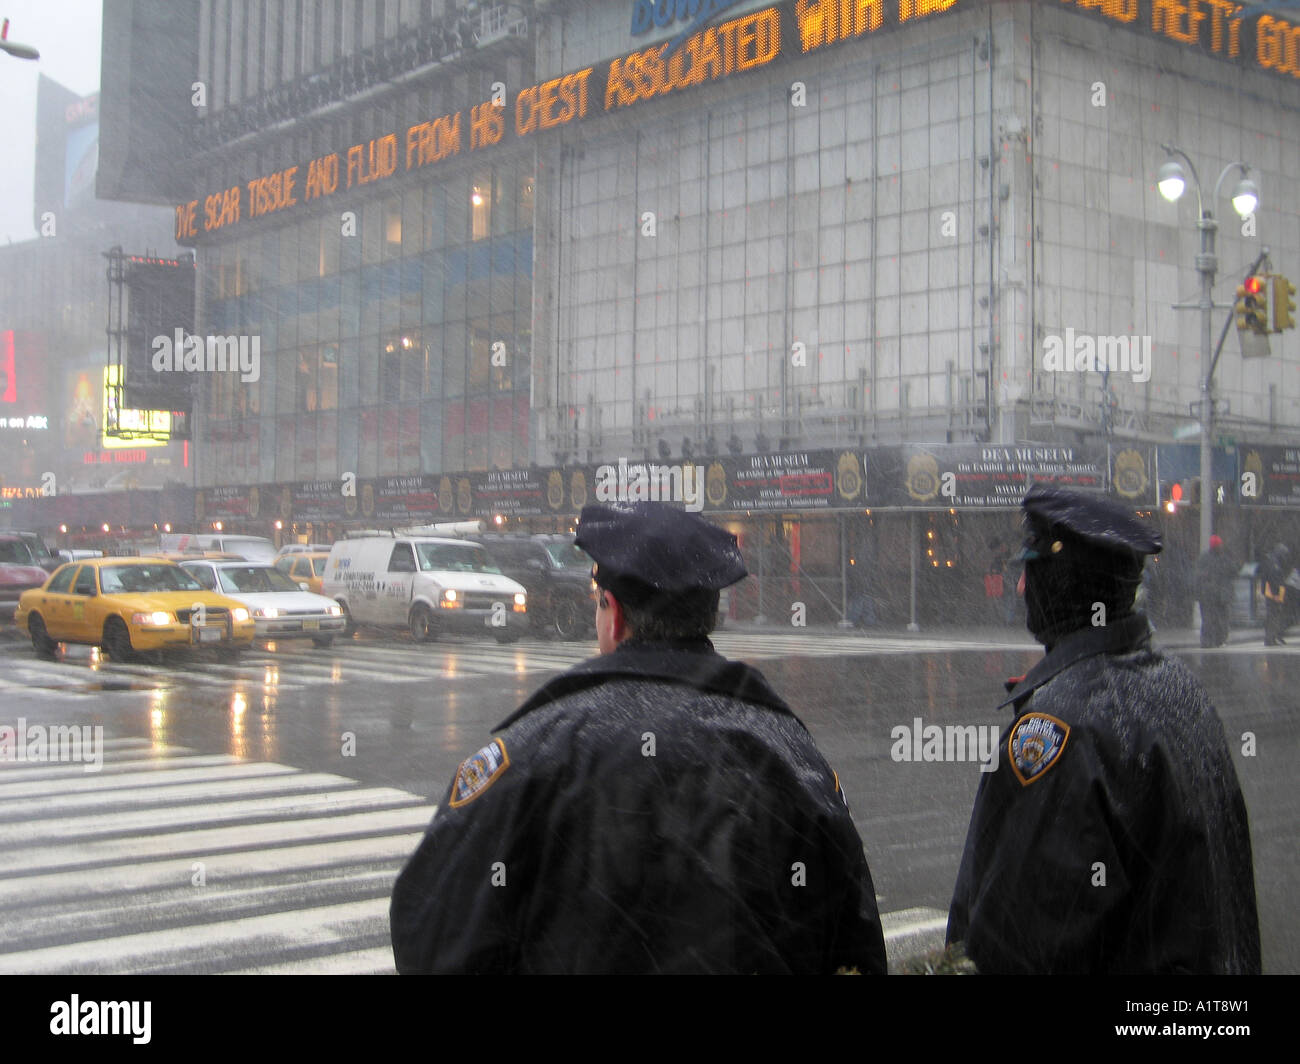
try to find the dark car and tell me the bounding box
[0,535,56,613]
[468,533,595,640]
[8,530,60,572]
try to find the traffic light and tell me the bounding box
[1236,275,1269,335]
[1271,274,1297,332]
[1164,479,1199,512]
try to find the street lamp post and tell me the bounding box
[1157,146,1258,555]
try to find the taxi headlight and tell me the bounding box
[131,611,172,626]
[231,607,251,622]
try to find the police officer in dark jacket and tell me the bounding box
[947,486,1261,974]
[390,501,887,974]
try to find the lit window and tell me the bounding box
[471,172,492,241]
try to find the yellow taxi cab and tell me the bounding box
[16,557,256,662]
[273,551,330,595]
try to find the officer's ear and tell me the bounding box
[605,591,629,642]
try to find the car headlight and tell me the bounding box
[254,607,279,619]
[131,611,172,626]
[231,607,251,622]
[443,589,457,602]
[514,593,527,607]
[328,605,342,616]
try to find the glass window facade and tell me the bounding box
[198,158,534,485]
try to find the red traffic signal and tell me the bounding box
[1236,275,1269,335]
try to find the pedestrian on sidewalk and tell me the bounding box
[1261,543,1291,647]
[984,539,1012,626]
[947,485,1260,974]
[1195,534,1236,648]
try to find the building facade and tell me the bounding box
[83,0,1300,625]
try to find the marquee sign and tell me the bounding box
[175,1,1300,245]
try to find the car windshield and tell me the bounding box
[415,543,502,574]
[0,540,36,565]
[545,543,592,570]
[217,566,301,593]
[21,534,53,560]
[100,565,203,593]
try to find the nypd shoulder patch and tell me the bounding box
[448,738,510,808]
[1008,713,1070,786]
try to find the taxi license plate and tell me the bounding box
[303,619,319,630]
[197,627,223,643]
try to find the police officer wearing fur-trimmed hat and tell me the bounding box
[391,501,887,974]
[947,485,1260,974]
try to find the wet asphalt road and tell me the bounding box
[0,623,1295,973]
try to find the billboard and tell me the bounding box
[64,117,98,209]
[122,256,196,411]
[103,365,169,448]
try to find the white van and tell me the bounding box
[322,536,528,643]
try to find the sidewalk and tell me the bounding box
[716,617,1268,652]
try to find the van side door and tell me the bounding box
[381,542,417,623]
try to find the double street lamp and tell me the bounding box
[1157,145,1259,555]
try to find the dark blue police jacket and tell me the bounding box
[390,639,886,974]
[948,613,1261,974]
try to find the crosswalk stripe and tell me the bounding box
[0,897,390,975]
[8,632,1285,708]
[0,753,250,783]
[0,760,299,798]
[1,770,379,817]
[2,632,1046,701]
[0,785,426,845]
[2,869,397,947]
[231,947,398,975]
[0,833,427,907]
[3,803,436,877]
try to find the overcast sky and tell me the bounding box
[0,0,102,245]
